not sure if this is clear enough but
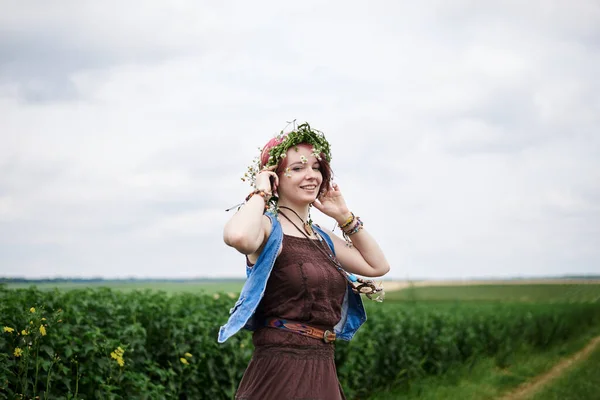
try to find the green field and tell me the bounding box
[385,283,600,303]
[6,280,600,304]
[2,281,600,399]
[528,339,600,400]
[369,330,600,400]
[3,280,245,295]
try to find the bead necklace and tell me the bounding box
[278,206,314,236]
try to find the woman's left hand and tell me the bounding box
[312,182,351,223]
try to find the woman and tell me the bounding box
[220,123,390,399]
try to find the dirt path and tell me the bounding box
[498,335,600,400]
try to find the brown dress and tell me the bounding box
[235,234,348,400]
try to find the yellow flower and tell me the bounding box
[110,347,125,367]
[39,325,47,336]
[184,352,192,358]
[180,357,189,365]
[30,307,36,313]
[3,326,14,333]
[213,293,220,300]
[14,347,23,357]
[41,318,46,321]
[21,330,28,336]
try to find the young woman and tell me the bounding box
[220,123,390,399]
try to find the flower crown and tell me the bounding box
[242,122,332,188]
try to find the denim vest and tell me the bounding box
[218,212,367,343]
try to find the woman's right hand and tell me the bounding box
[224,165,277,255]
[255,165,279,195]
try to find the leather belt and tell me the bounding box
[265,318,336,343]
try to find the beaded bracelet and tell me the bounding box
[339,212,355,230]
[342,217,363,247]
[345,217,363,236]
[245,189,272,211]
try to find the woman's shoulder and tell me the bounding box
[313,224,337,253]
[313,224,333,239]
[263,211,279,233]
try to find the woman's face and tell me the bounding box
[277,144,323,204]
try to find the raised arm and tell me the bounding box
[223,167,278,255]
[312,183,390,277]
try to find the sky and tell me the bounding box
[1,0,599,280]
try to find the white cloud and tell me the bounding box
[1,0,599,278]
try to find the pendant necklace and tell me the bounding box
[278,206,314,236]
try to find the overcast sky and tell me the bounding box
[1,0,599,280]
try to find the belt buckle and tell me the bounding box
[323,329,334,343]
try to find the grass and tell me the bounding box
[385,284,600,303]
[3,280,245,295]
[526,338,600,400]
[367,330,600,400]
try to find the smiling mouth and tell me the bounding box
[301,185,317,190]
